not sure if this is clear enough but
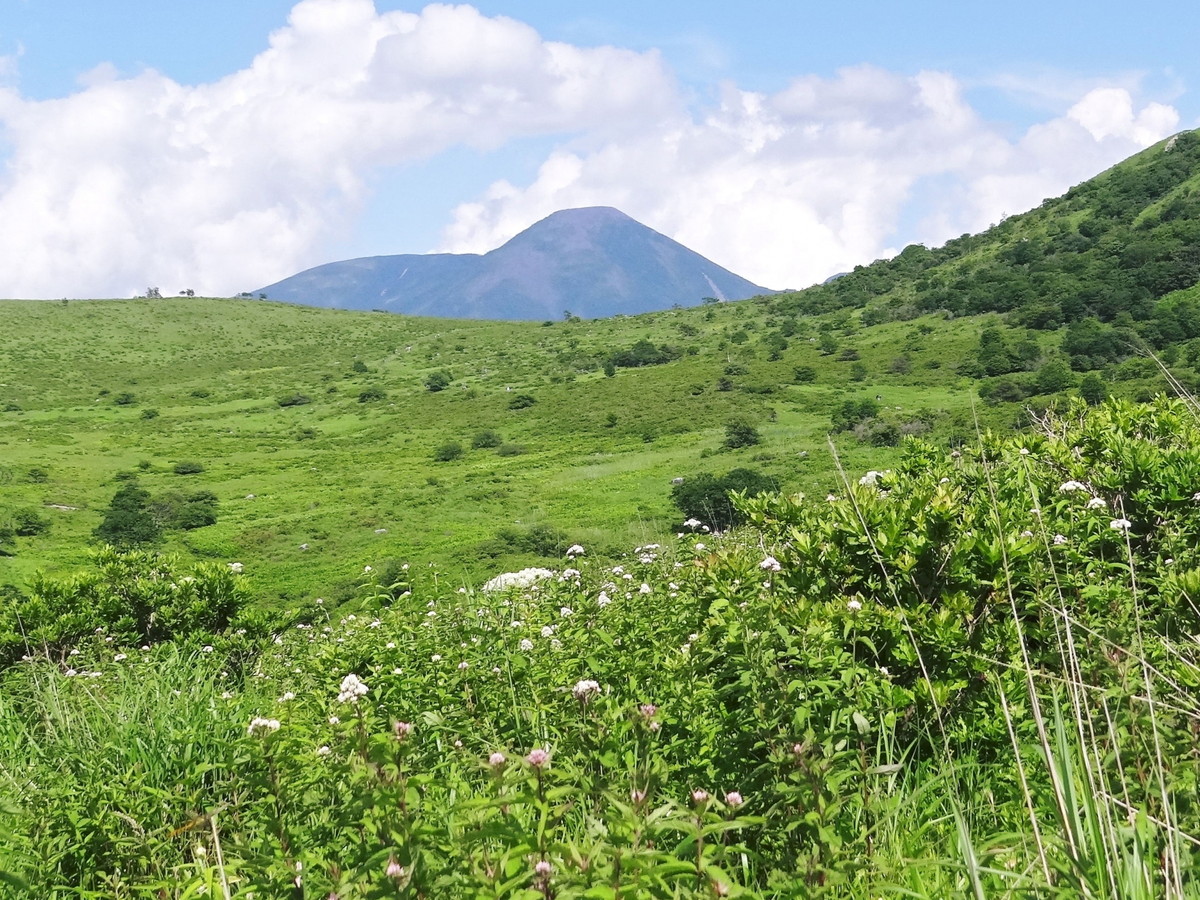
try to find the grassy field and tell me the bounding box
[1,296,994,605]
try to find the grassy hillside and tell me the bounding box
[0,295,988,604]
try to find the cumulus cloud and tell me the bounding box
[440,69,1179,290]
[0,0,676,297]
[0,2,1182,298]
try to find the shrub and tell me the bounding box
[471,429,503,449]
[94,482,161,547]
[277,393,311,407]
[358,386,387,403]
[140,408,159,419]
[425,370,452,392]
[433,441,464,462]
[496,443,527,457]
[508,394,537,410]
[114,391,136,406]
[25,467,48,483]
[12,509,49,537]
[350,360,370,374]
[670,467,776,530]
[173,461,205,475]
[189,388,211,398]
[723,418,761,450]
[793,366,817,383]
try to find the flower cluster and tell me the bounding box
[337,673,368,704]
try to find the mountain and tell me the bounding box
[254,207,769,320]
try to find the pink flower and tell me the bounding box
[724,790,744,808]
[691,789,709,805]
[630,788,647,805]
[488,752,507,768]
[526,747,550,768]
[534,859,552,878]
[393,721,413,740]
[386,857,405,879]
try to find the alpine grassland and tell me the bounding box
[5,132,1200,896]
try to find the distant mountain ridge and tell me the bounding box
[254,207,769,320]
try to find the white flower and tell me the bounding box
[520,638,534,651]
[201,645,214,653]
[336,673,369,704]
[315,745,331,757]
[1059,480,1087,493]
[541,625,555,638]
[682,518,703,529]
[431,653,442,662]
[1019,447,1030,456]
[566,544,585,557]
[1020,530,1034,539]
[228,562,244,573]
[457,660,469,670]
[277,692,295,703]
[1053,534,1068,545]
[560,606,573,617]
[597,591,611,607]
[572,679,601,702]
[386,641,396,649]
[826,493,837,502]
[759,556,782,572]
[510,620,523,628]
[1109,518,1133,532]
[363,565,373,573]
[846,599,863,613]
[1086,497,1107,509]
[247,716,281,737]
[113,653,127,661]
[859,470,885,486]
[639,583,652,594]
[482,567,554,592]
[329,715,340,724]
[695,542,706,551]
[1193,492,1200,502]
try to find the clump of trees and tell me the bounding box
[671,468,776,531]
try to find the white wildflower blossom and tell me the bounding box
[759,556,782,572]
[482,567,554,592]
[682,518,703,529]
[1053,534,1068,545]
[859,470,885,486]
[228,562,244,573]
[566,544,585,557]
[597,591,611,607]
[846,599,863,613]
[336,673,369,704]
[1059,481,1088,493]
[541,625,556,638]
[247,716,281,737]
[639,583,652,594]
[520,638,534,651]
[1110,518,1133,532]
[1086,497,1107,509]
[560,606,573,617]
[572,679,601,702]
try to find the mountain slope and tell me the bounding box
[255,207,768,320]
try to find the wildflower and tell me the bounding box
[228,562,244,573]
[560,606,573,617]
[682,518,703,530]
[393,721,413,740]
[1110,518,1133,532]
[724,791,744,808]
[695,542,706,551]
[630,788,647,804]
[65,669,77,677]
[1019,447,1030,456]
[1020,530,1034,538]
[247,716,281,737]
[363,565,373,573]
[639,583,652,594]
[489,752,507,769]
[859,470,885,486]
[336,673,369,704]
[519,638,534,651]
[1059,480,1087,493]
[526,747,550,768]
[1053,534,1068,545]
[759,556,782,572]
[846,598,863,613]
[277,692,295,703]
[572,679,601,702]
[386,857,405,880]
[550,639,562,650]
[1193,492,1200,502]
[541,625,555,638]
[566,544,585,557]
[114,653,127,661]
[329,715,340,725]
[638,703,658,719]
[482,567,554,592]
[1086,497,1106,509]
[534,860,552,879]
[691,789,710,805]
[597,591,611,607]
[431,654,442,662]
[826,493,837,502]
[316,745,331,757]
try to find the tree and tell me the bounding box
[94,482,161,547]
[433,441,463,462]
[1079,373,1108,406]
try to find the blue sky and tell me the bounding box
[0,1,1194,297]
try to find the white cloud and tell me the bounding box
[441,71,1179,290]
[0,1,676,297]
[0,2,1182,299]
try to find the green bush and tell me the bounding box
[471,429,503,449]
[140,408,160,420]
[277,393,311,407]
[173,460,205,475]
[495,443,527,456]
[723,418,761,450]
[508,393,537,410]
[358,385,387,403]
[425,370,452,392]
[113,391,136,406]
[670,466,776,530]
[433,441,463,462]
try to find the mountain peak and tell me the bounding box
[257,208,767,319]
